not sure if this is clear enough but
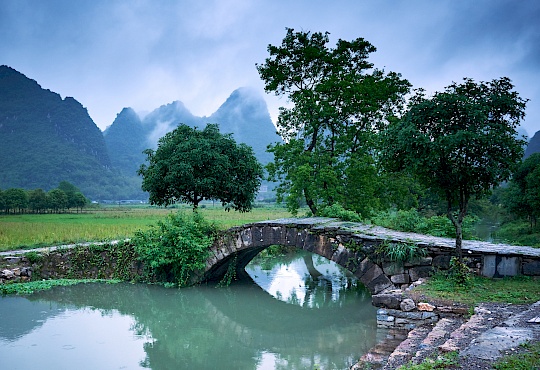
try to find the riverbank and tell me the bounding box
[369,300,540,369]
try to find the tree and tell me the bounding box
[47,188,68,213]
[0,189,4,213]
[138,123,263,211]
[72,192,88,213]
[503,153,540,228]
[383,77,527,261]
[257,28,410,215]
[4,188,28,213]
[28,188,48,213]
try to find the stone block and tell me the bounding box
[382,261,405,275]
[404,256,432,267]
[409,266,433,281]
[366,273,395,295]
[332,247,353,267]
[523,261,540,276]
[482,255,521,278]
[1,269,14,279]
[400,298,416,312]
[353,258,375,279]
[376,313,395,323]
[3,256,21,264]
[417,302,435,312]
[238,228,252,247]
[482,255,497,277]
[372,292,403,309]
[433,255,452,269]
[250,226,265,247]
[497,256,521,277]
[391,273,410,284]
[387,309,423,320]
[284,228,298,246]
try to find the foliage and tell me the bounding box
[139,123,263,212]
[382,77,527,261]
[62,241,140,281]
[0,279,119,295]
[397,351,458,369]
[318,203,363,222]
[375,241,427,263]
[132,211,217,286]
[371,209,479,238]
[47,188,68,212]
[446,257,472,287]
[3,188,28,213]
[24,251,42,263]
[27,188,48,213]
[492,219,540,247]
[416,274,540,305]
[493,342,540,370]
[257,28,411,215]
[502,153,540,228]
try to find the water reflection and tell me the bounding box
[0,251,378,369]
[246,250,366,308]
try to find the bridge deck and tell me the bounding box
[254,218,540,258]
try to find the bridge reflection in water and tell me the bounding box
[0,250,382,370]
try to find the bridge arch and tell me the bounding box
[201,218,396,295]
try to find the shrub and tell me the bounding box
[319,204,363,222]
[375,241,427,263]
[132,211,217,287]
[371,209,479,238]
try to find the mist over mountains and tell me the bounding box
[1,65,537,201]
[103,87,281,184]
[0,66,280,200]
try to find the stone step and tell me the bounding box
[382,326,431,369]
[439,303,516,354]
[352,328,408,369]
[460,301,540,362]
[409,317,462,364]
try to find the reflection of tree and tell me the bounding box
[304,254,323,279]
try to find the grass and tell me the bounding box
[493,342,540,370]
[396,352,458,370]
[0,278,121,295]
[0,204,292,252]
[415,274,540,305]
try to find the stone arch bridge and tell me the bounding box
[201,217,540,294]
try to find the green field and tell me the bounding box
[0,204,293,252]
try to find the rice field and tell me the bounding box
[0,204,293,252]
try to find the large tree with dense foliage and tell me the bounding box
[256,28,410,215]
[47,188,68,213]
[28,188,48,213]
[383,77,527,260]
[138,123,263,211]
[503,153,540,228]
[3,188,28,213]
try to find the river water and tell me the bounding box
[0,250,380,369]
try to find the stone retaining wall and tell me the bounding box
[0,242,143,284]
[372,284,469,330]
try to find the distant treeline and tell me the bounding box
[0,181,88,214]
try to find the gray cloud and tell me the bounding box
[1,0,538,136]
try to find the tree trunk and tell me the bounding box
[454,221,463,262]
[304,187,318,215]
[447,195,468,263]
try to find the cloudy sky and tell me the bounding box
[1,0,539,136]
